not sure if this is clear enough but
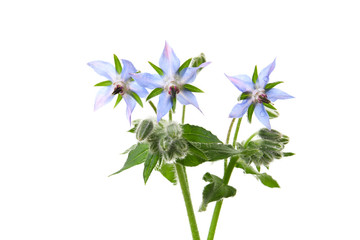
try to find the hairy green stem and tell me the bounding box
[175,163,201,240]
[207,118,242,240]
[224,118,236,170]
[148,101,157,114]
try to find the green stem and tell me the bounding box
[182,105,186,124]
[175,163,201,240]
[224,119,236,170]
[207,118,242,240]
[148,101,157,114]
[169,110,172,121]
[232,118,242,147]
[244,132,258,148]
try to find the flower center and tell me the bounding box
[112,81,127,95]
[168,86,180,98]
[164,75,181,97]
[252,89,271,104]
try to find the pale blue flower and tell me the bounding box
[226,59,293,129]
[88,59,148,123]
[131,42,210,122]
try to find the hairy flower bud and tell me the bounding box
[165,122,182,139]
[258,128,282,141]
[136,119,154,141]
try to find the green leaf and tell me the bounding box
[236,158,259,174]
[266,107,280,119]
[109,143,149,176]
[238,92,251,101]
[114,54,122,74]
[121,144,137,154]
[183,84,204,93]
[193,143,240,161]
[130,91,143,107]
[146,88,163,101]
[247,104,255,123]
[236,158,280,188]
[114,94,122,108]
[143,152,160,184]
[265,81,284,90]
[128,120,140,133]
[182,124,222,144]
[256,173,280,188]
[177,143,208,166]
[283,152,295,157]
[158,163,177,185]
[252,65,258,84]
[178,58,192,73]
[148,61,164,76]
[94,80,112,87]
[262,102,277,110]
[199,173,237,212]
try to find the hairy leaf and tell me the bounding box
[199,173,236,212]
[143,152,160,184]
[109,143,149,176]
[158,163,177,185]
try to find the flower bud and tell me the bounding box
[191,53,206,68]
[171,139,188,159]
[159,136,173,153]
[279,135,290,145]
[165,122,182,139]
[258,128,282,141]
[136,119,154,141]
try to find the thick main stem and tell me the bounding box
[207,118,242,240]
[175,163,201,240]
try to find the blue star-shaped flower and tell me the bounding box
[131,42,210,121]
[226,59,293,129]
[88,59,148,123]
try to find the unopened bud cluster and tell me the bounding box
[135,119,188,162]
[240,128,292,169]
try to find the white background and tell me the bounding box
[1,0,359,239]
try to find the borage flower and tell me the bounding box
[226,59,293,129]
[88,56,148,123]
[131,42,210,122]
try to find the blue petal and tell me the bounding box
[88,61,116,81]
[254,103,271,130]
[123,94,137,124]
[266,88,294,102]
[177,89,201,111]
[130,73,164,89]
[159,41,180,76]
[121,59,137,81]
[94,86,115,111]
[225,74,255,92]
[129,81,148,98]
[180,62,211,84]
[258,58,276,89]
[157,91,172,122]
[229,99,252,118]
